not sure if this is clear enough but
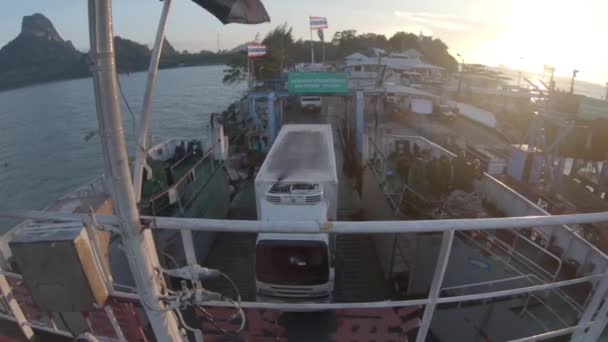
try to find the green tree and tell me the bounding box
[418,36,458,72]
[331,30,388,57]
[259,23,294,79]
[387,32,419,52]
[222,26,460,84]
[223,23,295,84]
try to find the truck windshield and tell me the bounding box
[255,241,329,285]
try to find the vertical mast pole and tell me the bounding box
[247,55,251,89]
[251,58,255,87]
[322,36,326,64]
[88,1,183,340]
[310,20,315,64]
[132,0,173,202]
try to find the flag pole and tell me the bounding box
[247,54,251,89]
[252,58,256,85]
[309,19,315,64]
[322,33,326,64]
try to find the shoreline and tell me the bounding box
[0,62,228,94]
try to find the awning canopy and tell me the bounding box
[191,0,270,24]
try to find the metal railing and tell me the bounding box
[441,274,537,294]
[2,208,608,341]
[441,274,574,328]
[143,146,218,214]
[464,229,561,281]
[457,231,585,314]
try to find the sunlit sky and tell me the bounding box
[1,0,607,84]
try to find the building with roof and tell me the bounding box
[345,48,445,90]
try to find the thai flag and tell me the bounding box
[310,16,328,30]
[247,43,266,58]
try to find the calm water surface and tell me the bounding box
[0,65,245,231]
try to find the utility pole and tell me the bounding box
[88,0,183,340]
[456,53,464,99]
[549,67,555,94]
[517,57,524,88]
[570,69,579,94]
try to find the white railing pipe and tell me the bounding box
[508,323,593,342]
[4,208,608,247]
[185,273,604,311]
[416,230,454,342]
[132,0,172,202]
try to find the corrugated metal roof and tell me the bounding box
[384,84,439,98]
[347,57,444,70]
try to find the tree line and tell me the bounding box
[223,24,458,84]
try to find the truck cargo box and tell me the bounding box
[255,124,339,221]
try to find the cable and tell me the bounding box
[196,300,245,335]
[58,312,77,338]
[220,272,242,307]
[199,272,246,334]
[173,308,198,334]
[162,251,179,269]
[116,74,137,141]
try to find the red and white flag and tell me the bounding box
[247,43,266,58]
[309,16,328,30]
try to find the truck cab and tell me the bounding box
[254,125,338,302]
[255,232,334,301]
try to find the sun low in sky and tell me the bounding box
[1,0,606,84]
[392,0,608,83]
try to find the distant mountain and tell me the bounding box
[161,39,178,57]
[114,37,181,72]
[0,13,88,90]
[0,13,247,92]
[114,36,151,72]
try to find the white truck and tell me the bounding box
[254,124,338,302]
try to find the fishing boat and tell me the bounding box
[1,1,608,341]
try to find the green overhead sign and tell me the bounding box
[288,72,349,94]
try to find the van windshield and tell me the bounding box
[255,240,329,285]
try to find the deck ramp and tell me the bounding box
[202,232,257,301]
[334,234,395,301]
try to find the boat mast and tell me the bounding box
[87,0,183,340]
[132,0,173,202]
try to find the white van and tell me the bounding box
[299,96,322,112]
